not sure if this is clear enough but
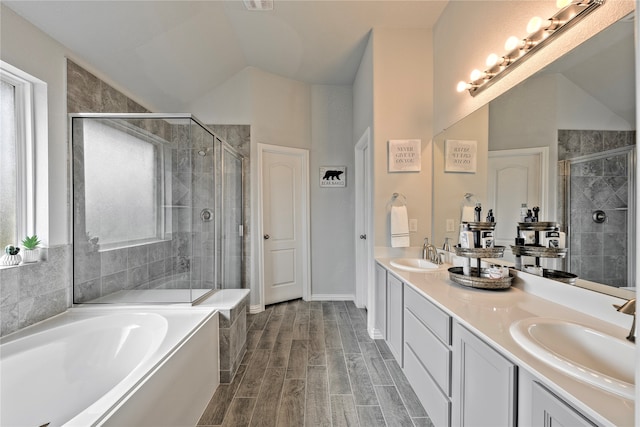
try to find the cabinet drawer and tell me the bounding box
[404,307,451,395]
[404,285,451,345]
[404,341,451,427]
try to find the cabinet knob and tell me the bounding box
[360,234,367,240]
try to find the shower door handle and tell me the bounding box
[264,234,270,240]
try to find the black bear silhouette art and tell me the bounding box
[322,170,344,180]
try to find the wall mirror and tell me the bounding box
[432,13,636,299]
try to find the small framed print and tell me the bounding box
[388,139,421,172]
[445,139,477,173]
[320,166,346,187]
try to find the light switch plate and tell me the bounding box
[409,218,418,232]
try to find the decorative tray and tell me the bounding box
[517,222,560,231]
[464,221,496,231]
[511,245,568,258]
[453,246,506,258]
[543,269,578,285]
[448,267,513,290]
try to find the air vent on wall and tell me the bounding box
[243,0,273,11]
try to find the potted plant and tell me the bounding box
[21,235,41,263]
[1,245,21,266]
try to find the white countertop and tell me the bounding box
[376,258,635,427]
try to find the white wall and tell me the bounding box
[1,5,68,246]
[372,28,434,250]
[433,0,635,133]
[310,85,355,298]
[353,32,374,146]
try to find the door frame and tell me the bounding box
[354,128,375,330]
[256,143,310,309]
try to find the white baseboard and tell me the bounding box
[370,328,384,340]
[249,304,262,314]
[309,294,355,302]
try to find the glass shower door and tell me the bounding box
[221,143,244,289]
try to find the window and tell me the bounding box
[81,119,165,248]
[0,62,38,249]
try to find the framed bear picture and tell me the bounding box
[320,166,346,188]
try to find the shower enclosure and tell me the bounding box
[71,113,244,304]
[563,145,636,288]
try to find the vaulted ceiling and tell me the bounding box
[4,0,448,111]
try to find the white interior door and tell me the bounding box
[260,145,309,305]
[488,148,548,259]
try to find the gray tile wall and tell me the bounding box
[558,129,635,287]
[0,246,72,337]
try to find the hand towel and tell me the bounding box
[390,205,410,248]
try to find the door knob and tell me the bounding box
[360,234,367,240]
[264,234,270,240]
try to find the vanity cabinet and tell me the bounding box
[374,262,403,365]
[403,284,452,427]
[374,263,387,339]
[386,272,404,365]
[519,369,597,427]
[452,322,517,427]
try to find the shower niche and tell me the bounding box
[71,114,245,304]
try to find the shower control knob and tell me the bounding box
[264,234,270,240]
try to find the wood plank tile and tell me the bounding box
[412,417,436,427]
[345,353,378,405]
[310,301,322,311]
[249,309,272,331]
[269,328,293,368]
[286,339,309,379]
[385,359,428,417]
[332,301,348,312]
[237,348,271,397]
[279,310,297,332]
[277,379,306,427]
[308,326,326,366]
[337,320,361,354]
[345,301,365,321]
[305,365,331,427]
[221,397,256,427]
[250,367,286,427]
[323,320,342,349]
[256,315,283,350]
[198,363,248,425]
[322,302,337,321]
[327,350,351,395]
[375,385,414,426]
[292,311,310,340]
[246,329,264,351]
[374,339,395,360]
[356,406,386,427]
[330,395,359,427]
[359,342,393,386]
[336,310,352,325]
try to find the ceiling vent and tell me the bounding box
[242,0,273,11]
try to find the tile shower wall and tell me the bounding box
[558,129,635,287]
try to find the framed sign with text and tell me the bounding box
[320,166,346,187]
[445,139,477,173]
[388,139,421,172]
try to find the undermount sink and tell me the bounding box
[390,258,440,272]
[510,317,635,400]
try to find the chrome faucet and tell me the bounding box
[613,298,636,343]
[422,238,441,264]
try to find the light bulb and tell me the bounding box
[456,81,470,93]
[556,0,572,8]
[504,36,521,51]
[486,53,499,67]
[470,69,484,81]
[527,16,544,33]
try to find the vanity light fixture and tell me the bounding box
[456,0,605,96]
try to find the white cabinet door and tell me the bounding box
[452,322,517,427]
[374,263,387,339]
[530,382,597,427]
[386,273,404,366]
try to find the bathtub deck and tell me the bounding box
[197,299,431,427]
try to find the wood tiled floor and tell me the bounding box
[198,300,434,427]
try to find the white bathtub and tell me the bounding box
[0,306,219,426]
